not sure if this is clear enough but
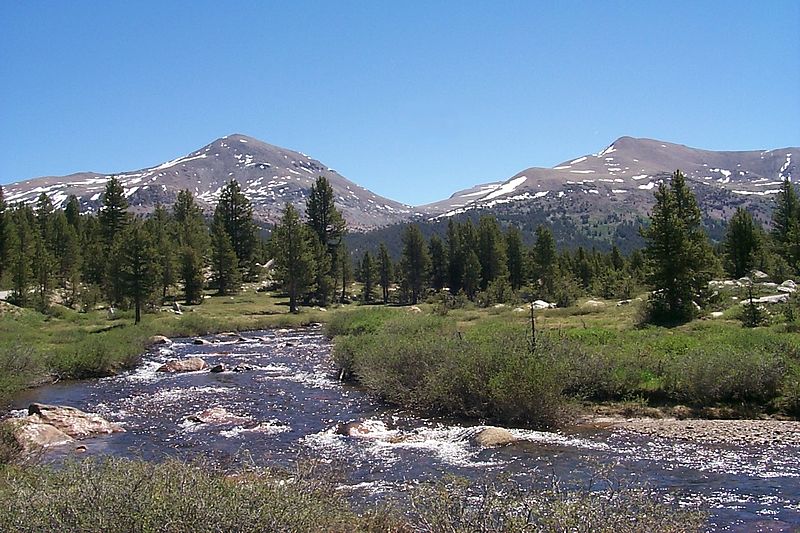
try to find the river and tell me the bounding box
[10,326,800,531]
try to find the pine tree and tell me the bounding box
[214,179,257,278]
[446,219,464,294]
[462,249,481,300]
[772,179,798,247]
[64,195,81,232]
[428,235,448,291]
[98,177,130,247]
[505,226,525,291]
[531,225,557,298]
[338,243,352,304]
[360,251,377,303]
[51,212,81,303]
[211,219,241,296]
[309,233,334,306]
[378,243,393,304]
[118,223,160,325]
[32,194,56,310]
[477,215,507,290]
[0,186,8,282]
[641,170,714,323]
[271,204,316,313]
[8,207,35,306]
[145,204,177,300]
[305,177,346,303]
[399,224,430,305]
[173,190,209,304]
[724,207,762,279]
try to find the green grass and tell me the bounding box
[330,297,800,423]
[0,457,705,533]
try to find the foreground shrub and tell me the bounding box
[0,458,398,533]
[409,475,706,533]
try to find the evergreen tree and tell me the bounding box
[771,179,798,247]
[724,207,762,279]
[214,179,257,278]
[173,190,209,304]
[0,186,8,282]
[271,204,315,313]
[462,249,481,300]
[309,233,334,306]
[51,212,81,304]
[98,177,130,247]
[338,243,352,304]
[530,225,557,298]
[80,215,106,288]
[118,223,160,324]
[641,170,714,323]
[99,177,130,304]
[360,250,377,303]
[32,195,56,310]
[64,195,81,232]
[145,204,177,299]
[399,224,430,304]
[505,226,525,291]
[8,207,35,306]
[210,219,241,296]
[428,235,448,291]
[378,242,393,304]
[477,215,507,290]
[446,219,464,294]
[305,177,346,303]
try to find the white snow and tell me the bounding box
[148,153,207,173]
[570,170,595,174]
[570,156,587,165]
[481,176,528,202]
[612,189,627,194]
[631,174,649,180]
[732,189,781,196]
[596,144,616,157]
[553,165,571,170]
[638,182,656,190]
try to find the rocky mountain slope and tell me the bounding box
[420,137,798,227]
[3,134,413,230]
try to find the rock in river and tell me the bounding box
[148,335,172,345]
[0,417,74,452]
[157,357,209,373]
[186,407,249,425]
[471,427,518,447]
[28,403,125,438]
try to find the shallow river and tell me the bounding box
[11,327,800,531]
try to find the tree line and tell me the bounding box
[0,170,796,325]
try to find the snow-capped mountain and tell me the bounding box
[420,137,798,224]
[2,134,414,230]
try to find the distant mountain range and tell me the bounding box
[3,134,797,242]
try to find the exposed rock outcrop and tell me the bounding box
[471,427,519,447]
[28,403,124,438]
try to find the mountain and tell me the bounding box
[420,137,798,228]
[2,134,413,230]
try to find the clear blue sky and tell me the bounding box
[1,1,798,205]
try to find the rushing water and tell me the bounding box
[10,326,800,532]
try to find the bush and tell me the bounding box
[0,458,397,532]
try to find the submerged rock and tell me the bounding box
[27,403,124,438]
[192,338,211,345]
[471,427,518,448]
[210,363,227,373]
[157,357,209,373]
[186,407,249,425]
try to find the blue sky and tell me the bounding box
[1,1,798,205]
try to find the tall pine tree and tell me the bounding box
[724,207,762,279]
[118,223,160,324]
[305,177,346,304]
[271,204,316,313]
[214,180,257,279]
[174,190,209,304]
[399,224,430,305]
[378,242,393,304]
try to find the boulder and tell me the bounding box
[231,364,255,373]
[27,404,124,438]
[778,280,797,294]
[149,335,172,345]
[752,270,770,280]
[616,299,633,306]
[156,357,209,373]
[471,427,518,448]
[583,299,605,308]
[209,363,227,373]
[192,338,211,345]
[408,305,423,314]
[740,294,789,305]
[531,300,555,310]
[186,407,249,425]
[335,420,391,438]
[1,417,74,452]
